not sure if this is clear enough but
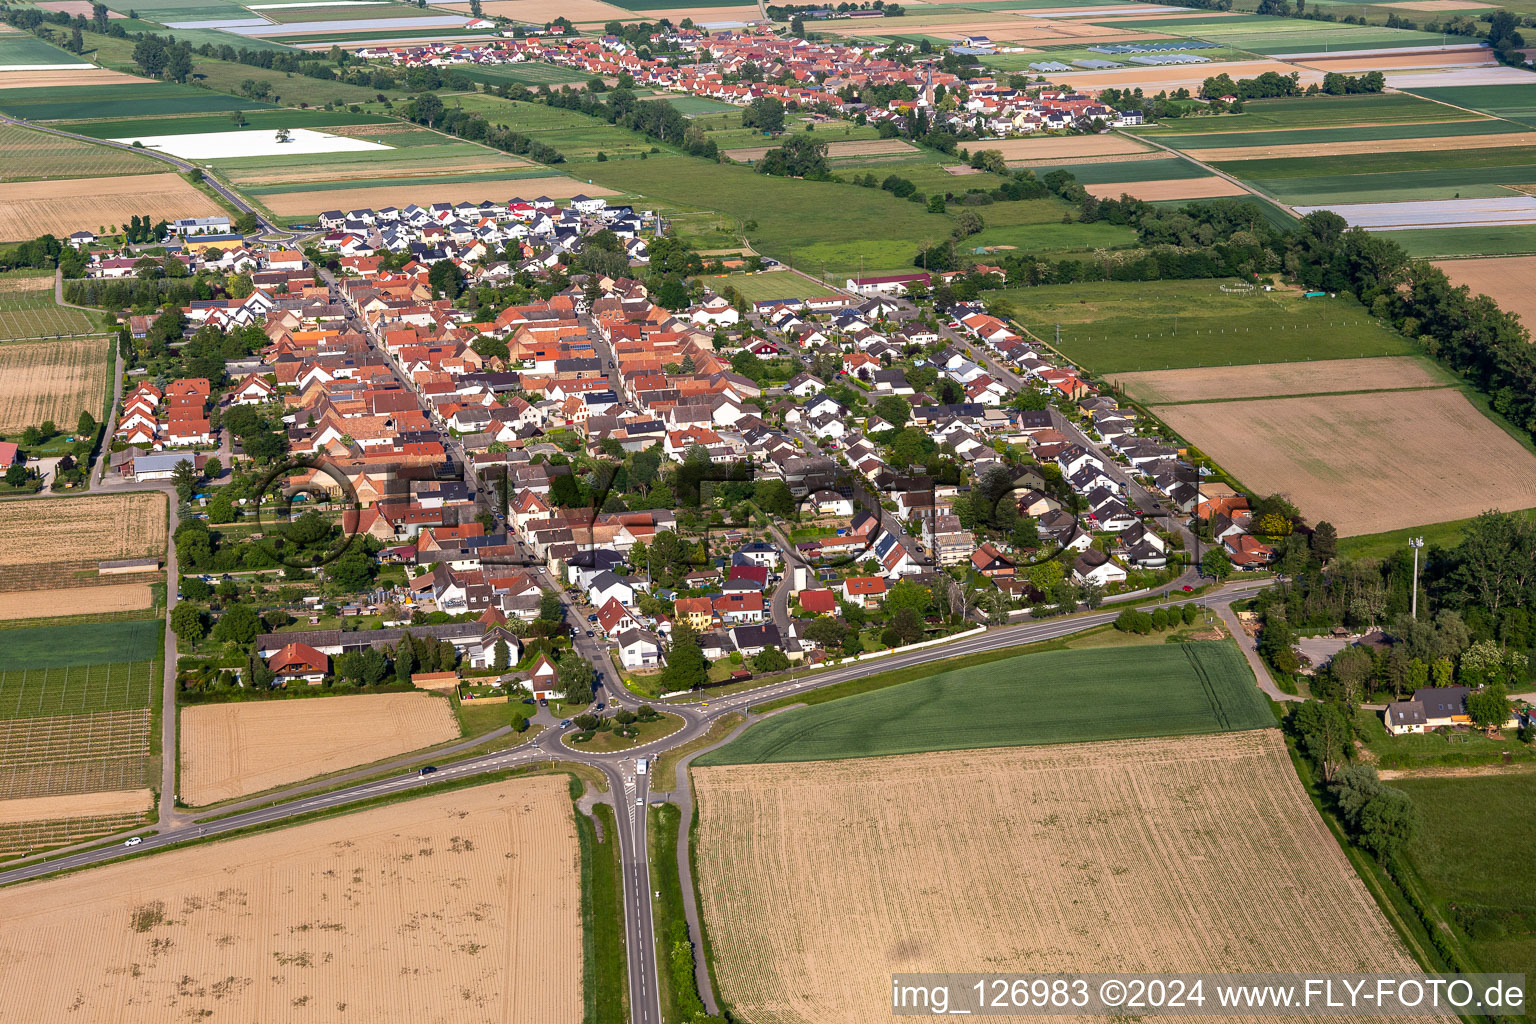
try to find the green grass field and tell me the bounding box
[716,270,841,302]
[453,63,592,87]
[1391,225,1536,258]
[1395,773,1536,981]
[1133,94,1468,135]
[1021,155,1212,185]
[1147,119,1519,151]
[1214,145,1536,181]
[439,93,658,160]
[697,642,1273,765]
[1098,12,1445,52]
[0,658,159,719]
[0,619,163,674]
[0,81,271,121]
[67,108,394,138]
[998,278,1413,372]
[0,32,89,65]
[1407,84,1536,129]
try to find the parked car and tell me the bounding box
[1182,585,1195,592]
[419,765,437,776]
[587,613,598,622]
[586,630,595,637]
[538,698,548,706]
[521,698,535,705]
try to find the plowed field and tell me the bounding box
[0,172,221,240]
[0,493,165,586]
[693,731,1446,1024]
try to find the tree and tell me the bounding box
[558,656,594,703]
[891,605,923,646]
[212,603,260,645]
[1200,548,1232,581]
[275,127,291,144]
[1290,700,1352,781]
[1467,684,1512,731]
[4,464,27,489]
[327,549,375,591]
[170,602,205,642]
[77,409,97,437]
[754,647,790,672]
[872,394,911,429]
[804,617,847,649]
[661,622,709,691]
[427,258,463,299]
[170,459,198,503]
[1310,521,1338,563]
[885,580,929,616]
[1357,786,1419,861]
[493,639,511,672]
[203,456,222,480]
[741,96,785,134]
[539,590,563,623]
[395,633,417,683]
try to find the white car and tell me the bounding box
[123,836,143,847]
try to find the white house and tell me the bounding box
[617,628,664,670]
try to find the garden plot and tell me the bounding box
[1295,195,1536,229]
[1157,388,1536,535]
[693,730,1444,1024]
[179,692,460,805]
[0,777,582,1024]
[110,126,392,159]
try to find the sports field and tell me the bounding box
[1000,279,1414,372]
[179,692,461,805]
[0,777,583,1023]
[693,730,1443,1024]
[1112,355,1446,404]
[1395,772,1536,983]
[0,337,110,433]
[1157,388,1536,535]
[699,642,1270,766]
[716,271,842,303]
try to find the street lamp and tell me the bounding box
[1408,536,1424,619]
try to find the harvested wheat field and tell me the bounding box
[0,67,147,89]
[985,133,1152,162]
[0,172,220,241]
[1054,60,1324,91]
[694,731,1446,1024]
[0,336,110,434]
[0,582,153,620]
[1389,0,1494,10]
[1295,48,1493,71]
[228,154,529,186]
[259,175,616,216]
[1159,388,1536,535]
[1188,131,1536,162]
[1113,355,1446,404]
[1086,176,1249,200]
[0,776,582,1024]
[1432,255,1536,329]
[35,0,127,15]
[443,0,630,21]
[180,691,461,805]
[0,787,150,824]
[0,493,166,585]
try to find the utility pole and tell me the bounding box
[1409,536,1424,619]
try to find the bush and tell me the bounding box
[1182,603,1199,625]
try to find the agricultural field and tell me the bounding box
[66,108,396,139]
[254,173,613,217]
[0,81,272,121]
[1156,387,1536,535]
[0,171,223,241]
[1112,354,1448,404]
[1406,83,1536,129]
[1000,278,1414,372]
[0,31,89,65]
[1395,772,1536,983]
[0,337,111,433]
[699,642,1270,766]
[453,62,593,86]
[0,777,581,1023]
[0,493,166,596]
[215,129,537,187]
[1130,92,1475,135]
[1215,146,1536,207]
[693,730,1439,1024]
[1085,175,1249,200]
[0,269,95,341]
[0,581,154,621]
[0,121,163,180]
[724,138,917,163]
[179,691,461,805]
[0,703,153,800]
[1431,256,1536,329]
[0,620,162,673]
[0,807,147,859]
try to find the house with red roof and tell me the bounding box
[267,641,329,685]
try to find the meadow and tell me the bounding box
[692,731,1438,1024]
[0,81,272,120]
[697,642,1270,766]
[454,62,593,86]
[999,279,1413,372]
[0,32,88,65]
[1131,92,1470,134]
[1395,772,1536,983]
[1393,225,1536,258]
